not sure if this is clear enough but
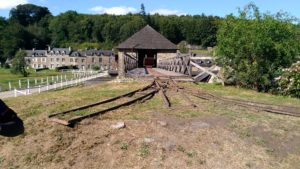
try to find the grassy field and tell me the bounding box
[0,81,299,169]
[0,68,73,91]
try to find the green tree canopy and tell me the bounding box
[9,4,51,26]
[11,50,28,77]
[217,3,300,92]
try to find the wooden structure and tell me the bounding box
[117,25,177,78]
[157,54,222,83]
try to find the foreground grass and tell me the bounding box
[1,81,299,169]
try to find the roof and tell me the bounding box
[117,25,177,50]
[25,50,47,57]
[26,48,114,58]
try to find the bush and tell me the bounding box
[91,65,100,71]
[217,3,299,92]
[278,61,300,98]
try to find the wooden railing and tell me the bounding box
[157,54,222,83]
[124,53,137,71]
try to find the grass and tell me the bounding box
[138,143,150,158]
[0,68,73,91]
[1,81,300,168]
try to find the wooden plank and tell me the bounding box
[50,118,70,126]
[67,89,158,125]
[155,80,171,108]
[190,61,218,79]
[48,82,154,118]
[190,56,213,60]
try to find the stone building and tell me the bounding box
[25,47,114,70]
[116,25,178,77]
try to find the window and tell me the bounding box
[70,58,73,62]
[75,59,78,62]
[99,58,102,62]
[51,58,54,62]
[62,58,65,62]
[82,59,85,63]
[92,58,95,63]
[56,58,59,62]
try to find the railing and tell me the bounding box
[0,71,107,98]
[157,54,222,83]
[124,53,137,71]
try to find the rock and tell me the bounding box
[144,137,155,143]
[163,141,176,151]
[111,122,126,129]
[157,120,168,127]
[190,121,210,130]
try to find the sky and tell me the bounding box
[0,0,300,18]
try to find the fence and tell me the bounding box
[0,70,105,98]
[0,70,99,92]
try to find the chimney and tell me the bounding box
[48,45,51,51]
[69,46,72,52]
[32,48,35,51]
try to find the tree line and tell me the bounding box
[0,4,221,65]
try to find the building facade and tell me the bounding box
[25,47,114,70]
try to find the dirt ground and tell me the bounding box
[0,81,299,169]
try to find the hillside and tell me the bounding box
[0,81,300,169]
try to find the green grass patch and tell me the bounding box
[0,68,73,91]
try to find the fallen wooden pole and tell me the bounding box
[49,81,154,118]
[155,80,171,108]
[67,89,159,125]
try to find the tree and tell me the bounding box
[217,3,300,92]
[140,4,146,16]
[11,50,28,77]
[9,4,51,26]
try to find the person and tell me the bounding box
[0,99,24,137]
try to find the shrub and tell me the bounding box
[278,61,300,98]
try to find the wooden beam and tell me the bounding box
[48,82,154,118]
[155,80,171,108]
[67,89,158,125]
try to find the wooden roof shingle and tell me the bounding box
[117,25,177,50]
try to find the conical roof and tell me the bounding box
[117,25,177,50]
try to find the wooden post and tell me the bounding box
[14,88,17,97]
[47,77,49,91]
[61,75,63,88]
[35,78,37,85]
[38,85,41,93]
[8,82,11,91]
[19,80,21,89]
[118,52,125,78]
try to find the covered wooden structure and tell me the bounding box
[117,25,178,78]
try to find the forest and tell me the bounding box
[0,4,220,65]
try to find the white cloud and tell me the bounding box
[150,9,186,16]
[0,0,28,9]
[90,6,137,15]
